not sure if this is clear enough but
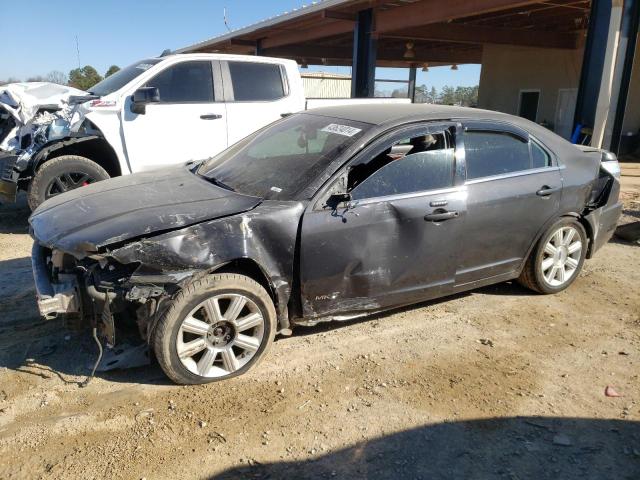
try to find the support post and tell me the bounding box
[573,0,614,141]
[408,66,417,103]
[351,9,377,98]
[592,0,625,148]
[608,0,640,153]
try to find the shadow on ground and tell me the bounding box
[0,192,30,234]
[213,417,640,480]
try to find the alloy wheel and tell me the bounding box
[45,172,97,199]
[540,226,582,287]
[176,293,265,378]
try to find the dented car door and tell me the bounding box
[299,123,466,318]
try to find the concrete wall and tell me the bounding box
[478,44,584,133]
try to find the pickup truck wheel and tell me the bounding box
[518,217,587,294]
[27,155,110,210]
[153,274,277,385]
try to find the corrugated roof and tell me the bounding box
[174,0,353,54]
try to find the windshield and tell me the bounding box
[197,113,372,200]
[89,58,163,96]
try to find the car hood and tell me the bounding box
[0,82,87,125]
[29,165,262,258]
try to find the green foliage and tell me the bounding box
[415,84,478,106]
[68,65,103,91]
[105,65,121,78]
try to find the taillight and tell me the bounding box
[601,151,620,178]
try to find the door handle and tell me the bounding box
[280,112,293,118]
[424,210,459,222]
[536,185,560,197]
[200,114,222,120]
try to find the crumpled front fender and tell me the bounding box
[107,200,306,321]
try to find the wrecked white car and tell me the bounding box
[0,54,305,209]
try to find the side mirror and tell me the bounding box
[325,192,351,209]
[131,87,160,114]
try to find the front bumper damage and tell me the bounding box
[30,239,186,351]
[31,243,81,319]
[0,83,91,201]
[0,153,19,202]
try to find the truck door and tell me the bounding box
[122,60,227,172]
[222,60,302,146]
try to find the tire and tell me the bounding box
[153,274,277,385]
[27,155,110,210]
[518,217,587,294]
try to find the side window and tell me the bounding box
[145,61,213,103]
[531,141,552,168]
[228,62,285,101]
[464,130,530,180]
[349,131,455,200]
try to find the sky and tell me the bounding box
[0,0,480,90]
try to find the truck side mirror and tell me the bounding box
[131,87,160,114]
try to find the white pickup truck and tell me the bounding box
[0,53,407,209]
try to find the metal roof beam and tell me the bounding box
[382,23,581,49]
[264,45,483,64]
[260,20,354,49]
[375,0,543,33]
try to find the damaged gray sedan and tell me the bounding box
[29,105,622,384]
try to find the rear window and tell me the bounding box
[465,131,531,180]
[531,141,552,168]
[228,62,285,101]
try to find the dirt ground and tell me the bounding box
[0,165,638,480]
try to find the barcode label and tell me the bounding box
[321,124,362,137]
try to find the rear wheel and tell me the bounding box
[153,274,277,385]
[519,217,587,294]
[27,155,110,210]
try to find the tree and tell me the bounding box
[26,75,46,82]
[0,77,21,86]
[105,65,120,78]
[414,85,428,103]
[46,70,68,85]
[429,86,438,104]
[440,85,456,105]
[68,65,103,91]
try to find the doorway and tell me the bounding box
[555,88,578,140]
[518,90,541,123]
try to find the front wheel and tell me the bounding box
[27,155,110,210]
[153,274,277,385]
[519,217,587,294]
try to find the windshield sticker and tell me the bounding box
[270,186,283,193]
[321,124,362,137]
[136,63,154,71]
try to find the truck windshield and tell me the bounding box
[89,59,163,96]
[197,113,372,200]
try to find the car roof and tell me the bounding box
[304,103,571,150]
[305,103,517,126]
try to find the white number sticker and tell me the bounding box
[321,124,362,137]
